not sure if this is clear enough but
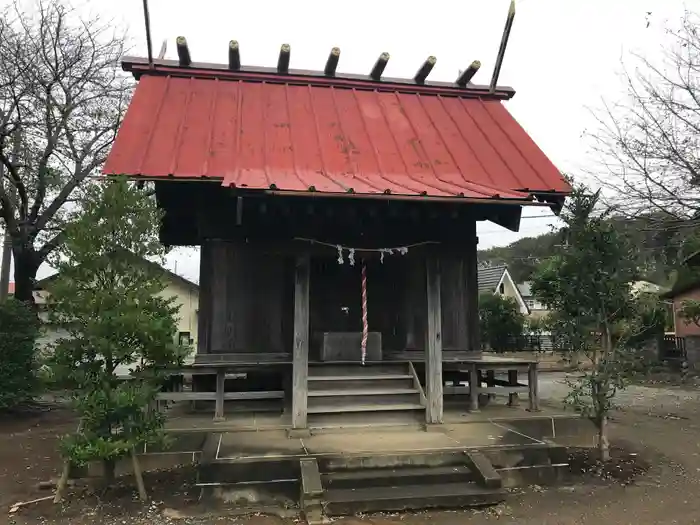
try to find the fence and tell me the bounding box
[485,334,554,353]
[660,335,686,361]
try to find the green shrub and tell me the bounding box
[479,293,525,350]
[0,298,39,409]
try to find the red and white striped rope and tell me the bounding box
[361,261,368,365]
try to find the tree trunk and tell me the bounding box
[0,228,11,301]
[12,247,39,306]
[102,458,116,484]
[53,459,71,503]
[598,414,611,462]
[131,448,148,501]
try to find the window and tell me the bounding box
[499,283,505,294]
[525,299,535,308]
[178,332,192,346]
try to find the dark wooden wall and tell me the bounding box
[399,242,479,353]
[189,187,485,357]
[198,240,293,354]
[197,234,480,357]
[440,222,480,352]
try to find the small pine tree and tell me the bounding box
[531,182,652,461]
[47,179,184,495]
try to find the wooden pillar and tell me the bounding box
[527,363,540,412]
[468,363,480,412]
[214,369,225,421]
[425,257,443,425]
[508,369,520,407]
[465,222,480,352]
[292,255,310,430]
[197,241,214,354]
[485,370,496,401]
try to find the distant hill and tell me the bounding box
[478,216,697,285]
[478,231,562,284]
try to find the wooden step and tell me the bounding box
[308,378,415,391]
[308,364,409,378]
[308,388,418,397]
[308,373,412,381]
[323,465,475,489]
[308,392,421,408]
[307,402,424,414]
[324,482,506,515]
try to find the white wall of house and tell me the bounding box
[159,277,199,354]
[33,276,199,377]
[494,270,529,315]
[524,297,547,311]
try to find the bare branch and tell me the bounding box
[0,0,133,300]
[590,10,700,231]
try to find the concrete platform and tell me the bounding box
[139,404,595,518]
[164,400,579,431]
[212,422,544,462]
[152,404,594,463]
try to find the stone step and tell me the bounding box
[196,459,299,487]
[323,465,476,489]
[319,450,472,471]
[324,482,506,515]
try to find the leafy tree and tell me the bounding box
[0,297,39,409]
[0,0,131,304]
[47,179,184,499]
[478,293,524,351]
[532,183,654,461]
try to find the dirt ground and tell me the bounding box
[4,376,700,525]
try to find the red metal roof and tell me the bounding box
[104,72,569,202]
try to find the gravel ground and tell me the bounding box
[539,371,700,415]
[5,374,700,525]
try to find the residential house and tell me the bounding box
[8,257,200,368]
[477,265,529,315]
[513,279,665,321]
[663,280,700,337]
[516,281,549,319]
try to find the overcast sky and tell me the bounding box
[20,0,700,282]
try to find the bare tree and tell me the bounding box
[0,0,132,304]
[591,10,700,232]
